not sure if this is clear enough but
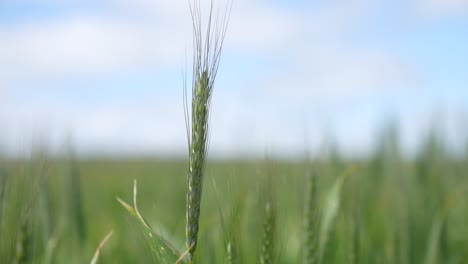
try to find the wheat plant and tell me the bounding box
[184,0,231,262]
[259,199,275,264]
[303,171,319,264]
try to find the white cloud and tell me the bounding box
[413,0,468,18]
[0,0,300,85]
[225,0,300,52]
[264,50,413,102]
[0,16,187,82]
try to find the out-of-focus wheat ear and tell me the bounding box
[72,163,86,242]
[0,168,7,235]
[351,210,361,264]
[43,224,63,264]
[34,152,55,249]
[63,143,86,245]
[185,0,232,262]
[210,176,236,264]
[14,220,33,264]
[303,171,319,264]
[259,172,276,264]
[226,241,236,264]
[90,230,113,264]
[260,199,276,264]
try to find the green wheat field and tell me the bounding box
[1,134,467,263]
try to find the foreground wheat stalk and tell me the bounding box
[184,0,231,262]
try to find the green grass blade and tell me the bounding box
[424,190,462,264]
[319,166,356,262]
[90,230,113,264]
[117,180,182,263]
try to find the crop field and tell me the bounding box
[1,137,467,263]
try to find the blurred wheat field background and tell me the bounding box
[1,130,468,263]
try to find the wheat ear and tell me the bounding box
[184,0,231,262]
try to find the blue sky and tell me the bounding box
[0,0,467,157]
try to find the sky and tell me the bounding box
[0,0,467,158]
